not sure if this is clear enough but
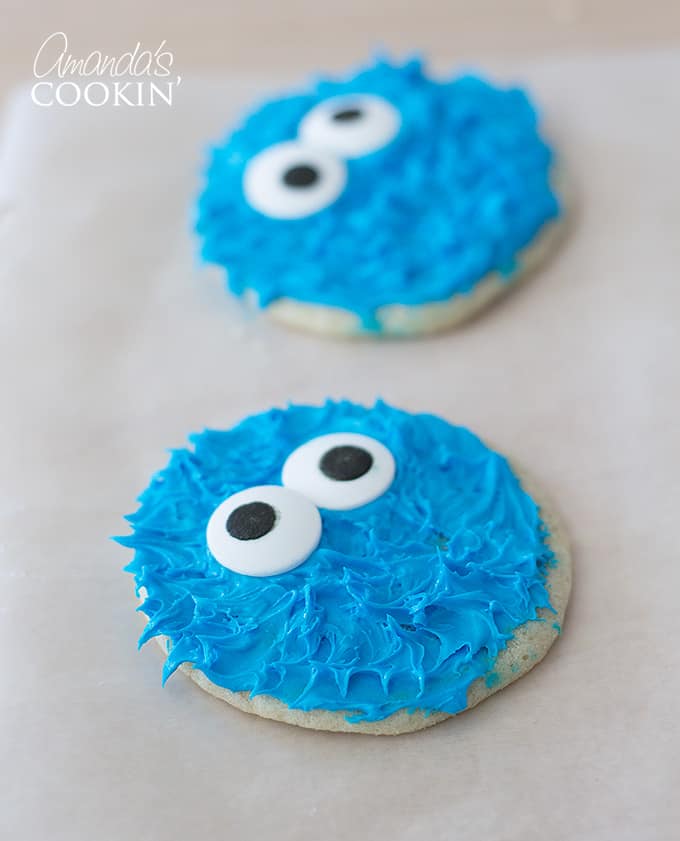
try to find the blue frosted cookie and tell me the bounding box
[120,401,571,734]
[196,58,563,336]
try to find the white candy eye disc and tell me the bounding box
[282,433,396,511]
[206,485,321,577]
[298,95,401,159]
[242,141,347,219]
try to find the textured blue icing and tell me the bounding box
[196,58,560,328]
[120,401,556,722]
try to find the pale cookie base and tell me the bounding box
[258,166,568,338]
[148,463,572,736]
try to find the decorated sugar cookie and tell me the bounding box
[120,401,571,735]
[196,58,563,337]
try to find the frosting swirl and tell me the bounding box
[121,401,555,722]
[197,59,560,328]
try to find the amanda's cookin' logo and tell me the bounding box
[31,31,182,107]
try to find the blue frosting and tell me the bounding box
[120,401,556,722]
[196,58,560,328]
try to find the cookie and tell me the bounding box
[120,401,571,734]
[196,58,563,337]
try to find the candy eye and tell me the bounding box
[242,141,347,219]
[281,433,395,510]
[298,95,401,159]
[206,485,322,577]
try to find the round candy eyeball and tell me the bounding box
[281,432,396,510]
[206,485,322,577]
[298,94,401,159]
[242,141,347,219]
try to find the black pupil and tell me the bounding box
[319,446,373,482]
[226,501,276,541]
[282,165,319,188]
[332,107,362,122]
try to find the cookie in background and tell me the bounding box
[196,57,565,337]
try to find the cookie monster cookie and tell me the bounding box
[120,401,571,735]
[196,58,564,337]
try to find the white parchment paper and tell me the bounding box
[1,51,679,841]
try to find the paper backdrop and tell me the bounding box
[1,51,678,841]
